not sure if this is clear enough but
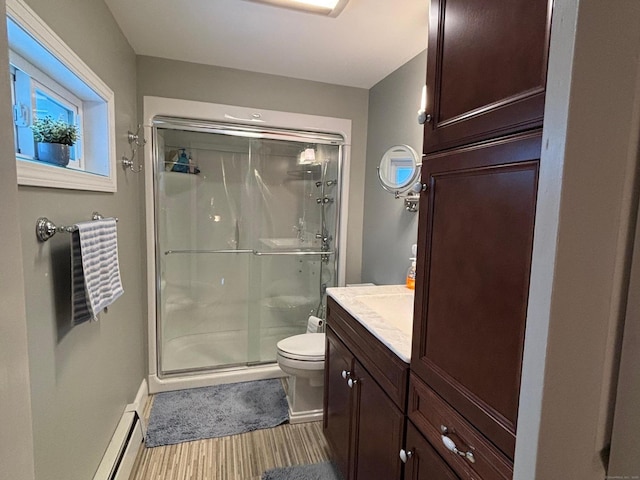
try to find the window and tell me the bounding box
[386,156,415,187]
[395,165,413,186]
[6,0,116,192]
[11,55,84,170]
[34,83,82,166]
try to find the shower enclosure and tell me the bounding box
[151,117,343,378]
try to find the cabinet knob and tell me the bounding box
[347,377,358,388]
[441,433,476,464]
[399,449,413,463]
[418,111,432,125]
[341,370,350,379]
[410,182,428,194]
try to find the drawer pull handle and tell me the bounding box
[441,433,476,464]
[341,370,350,379]
[399,449,413,463]
[347,378,358,388]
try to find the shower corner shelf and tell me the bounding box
[164,161,201,175]
[286,164,321,179]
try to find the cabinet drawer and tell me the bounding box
[405,421,461,480]
[408,374,513,480]
[327,297,409,411]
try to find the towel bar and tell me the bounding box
[36,212,118,242]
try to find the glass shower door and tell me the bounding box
[157,128,253,374]
[246,138,338,364]
[154,122,341,376]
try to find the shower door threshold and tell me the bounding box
[149,363,284,394]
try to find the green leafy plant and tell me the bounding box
[30,115,79,146]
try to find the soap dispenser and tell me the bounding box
[406,244,417,290]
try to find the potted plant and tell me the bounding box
[31,115,79,166]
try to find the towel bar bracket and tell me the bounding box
[36,217,69,242]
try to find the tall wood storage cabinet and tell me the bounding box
[407,0,552,478]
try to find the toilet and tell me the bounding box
[276,332,326,424]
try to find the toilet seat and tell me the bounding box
[277,333,325,362]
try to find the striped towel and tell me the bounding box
[71,218,124,326]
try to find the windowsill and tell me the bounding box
[16,156,117,192]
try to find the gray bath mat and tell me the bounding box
[262,462,341,480]
[145,379,288,447]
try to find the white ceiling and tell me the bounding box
[104,0,428,89]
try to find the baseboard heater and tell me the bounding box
[93,410,144,480]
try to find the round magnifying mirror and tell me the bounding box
[377,145,421,193]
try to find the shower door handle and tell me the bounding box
[164,249,254,255]
[253,251,335,256]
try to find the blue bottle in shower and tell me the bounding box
[172,148,189,173]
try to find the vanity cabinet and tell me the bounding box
[412,131,540,461]
[324,328,355,477]
[422,0,552,154]
[324,297,409,480]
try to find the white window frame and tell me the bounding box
[7,0,117,192]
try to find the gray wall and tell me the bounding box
[361,50,427,285]
[0,0,35,478]
[136,55,369,284]
[12,1,145,479]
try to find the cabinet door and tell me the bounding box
[324,327,355,479]
[412,132,541,459]
[423,0,552,153]
[352,360,404,480]
[404,422,461,480]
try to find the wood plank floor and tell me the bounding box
[129,397,331,480]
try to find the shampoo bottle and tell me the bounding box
[172,148,190,173]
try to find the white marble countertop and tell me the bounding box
[327,285,414,363]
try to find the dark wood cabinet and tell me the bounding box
[403,421,460,480]
[423,0,552,153]
[324,298,410,480]
[352,359,405,480]
[412,131,541,459]
[410,0,550,476]
[324,329,355,478]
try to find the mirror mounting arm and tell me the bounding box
[394,183,426,212]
